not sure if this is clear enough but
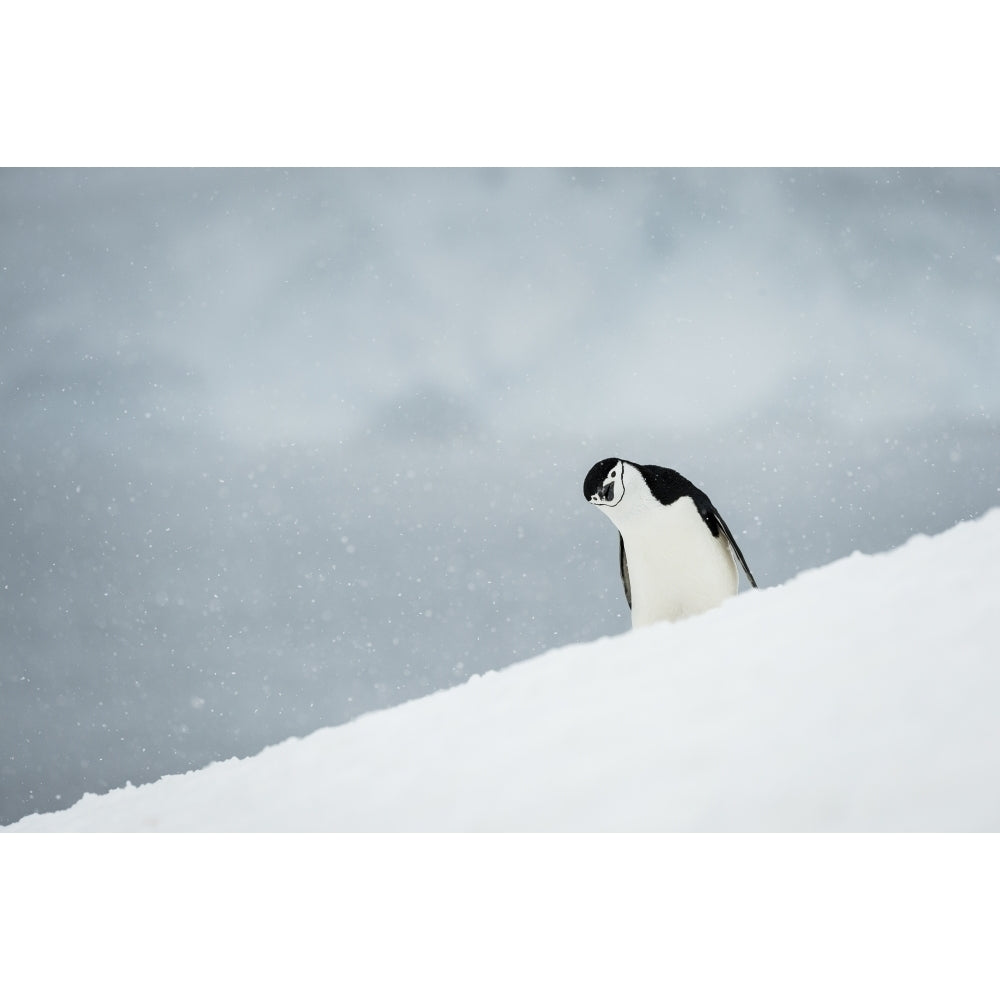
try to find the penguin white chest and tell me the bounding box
[620,496,738,627]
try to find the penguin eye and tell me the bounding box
[610,470,616,478]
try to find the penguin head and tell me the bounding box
[583,457,627,508]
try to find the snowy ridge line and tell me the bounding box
[6,508,1000,832]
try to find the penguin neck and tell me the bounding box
[603,473,662,533]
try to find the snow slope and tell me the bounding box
[7,509,1000,832]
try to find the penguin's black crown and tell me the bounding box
[583,457,621,501]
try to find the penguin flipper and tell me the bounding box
[619,532,632,609]
[712,510,758,589]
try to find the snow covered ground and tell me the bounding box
[6,508,999,832]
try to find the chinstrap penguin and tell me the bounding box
[583,458,757,627]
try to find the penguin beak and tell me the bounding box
[600,482,615,502]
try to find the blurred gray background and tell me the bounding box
[2,168,997,825]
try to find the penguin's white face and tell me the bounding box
[584,458,627,508]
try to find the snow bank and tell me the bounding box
[7,509,1000,832]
